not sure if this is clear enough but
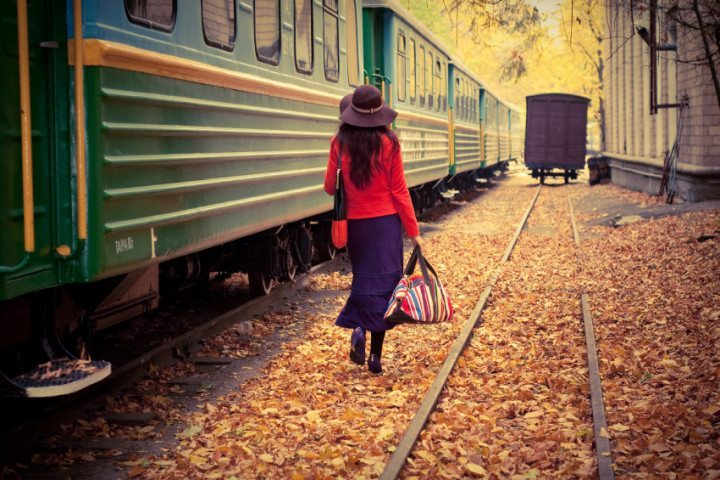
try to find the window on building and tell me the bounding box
[202,0,235,50]
[397,33,407,102]
[255,0,280,64]
[409,39,416,103]
[125,0,175,31]
[426,50,433,109]
[295,0,313,73]
[323,0,339,82]
[346,0,359,85]
[419,45,426,107]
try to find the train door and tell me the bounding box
[362,7,383,86]
[0,0,63,303]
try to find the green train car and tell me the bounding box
[0,0,522,397]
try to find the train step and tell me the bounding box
[3,359,111,398]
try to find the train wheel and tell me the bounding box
[315,241,336,262]
[283,247,297,282]
[249,270,273,296]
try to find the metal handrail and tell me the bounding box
[2,0,34,274]
[74,0,88,240]
[18,0,35,252]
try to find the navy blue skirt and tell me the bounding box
[335,214,403,332]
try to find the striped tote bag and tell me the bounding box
[384,247,454,324]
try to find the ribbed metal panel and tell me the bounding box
[395,120,450,187]
[454,124,481,173]
[86,68,339,278]
[484,131,500,166]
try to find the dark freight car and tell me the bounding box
[524,93,590,184]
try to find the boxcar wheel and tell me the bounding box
[249,270,273,296]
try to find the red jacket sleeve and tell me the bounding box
[388,147,420,238]
[324,138,338,196]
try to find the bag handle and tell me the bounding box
[335,146,343,190]
[404,246,437,286]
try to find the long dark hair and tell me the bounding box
[336,123,400,189]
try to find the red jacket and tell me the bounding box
[324,135,420,238]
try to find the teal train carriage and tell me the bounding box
[509,106,524,163]
[447,62,484,190]
[362,0,455,211]
[0,0,523,397]
[480,88,500,170]
[0,0,362,396]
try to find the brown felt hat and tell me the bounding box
[339,93,353,114]
[339,84,397,127]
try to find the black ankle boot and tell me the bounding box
[368,354,382,374]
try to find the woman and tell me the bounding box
[324,85,423,374]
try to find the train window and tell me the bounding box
[441,62,447,112]
[295,0,313,74]
[419,46,425,107]
[323,0,339,82]
[426,50,433,109]
[396,33,407,102]
[455,74,462,119]
[125,0,176,31]
[255,0,280,65]
[346,0,359,85]
[202,0,236,51]
[409,39,416,103]
[434,59,441,112]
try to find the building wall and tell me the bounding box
[602,1,720,201]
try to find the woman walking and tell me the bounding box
[324,85,423,374]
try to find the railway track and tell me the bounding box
[381,184,616,480]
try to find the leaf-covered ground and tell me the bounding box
[7,175,718,479]
[131,175,539,479]
[574,187,720,479]
[403,184,596,479]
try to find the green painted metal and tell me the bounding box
[81,67,339,279]
[363,3,452,186]
[0,0,71,301]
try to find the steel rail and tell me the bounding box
[568,196,616,480]
[380,185,542,480]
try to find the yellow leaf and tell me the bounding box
[305,410,322,423]
[599,427,610,438]
[609,423,630,431]
[466,462,487,476]
[416,449,437,463]
[703,405,720,415]
[259,453,274,463]
[377,426,394,440]
[524,410,543,419]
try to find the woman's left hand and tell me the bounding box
[411,235,424,251]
